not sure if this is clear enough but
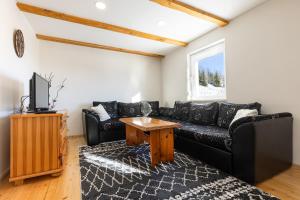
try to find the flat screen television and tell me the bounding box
[29,72,51,113]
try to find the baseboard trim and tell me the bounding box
[68,132,83,136]
[68,133,83,138]
[0,168,10,180]
[68,135,83,139]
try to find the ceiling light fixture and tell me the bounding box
[96,1,106,10]
[157,20,166,27]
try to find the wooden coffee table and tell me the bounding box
[119,117,180,167]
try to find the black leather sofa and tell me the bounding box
[82,100,293,184]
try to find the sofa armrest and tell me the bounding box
[82,109,101,146]
[82,109,100,120]
[229,112,292,137]
[231,113,293,184]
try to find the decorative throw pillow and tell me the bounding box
[118,102,142,117]
[159,107,174,118]
[230,109,258,127]
[217,102,262,128]
[146,101,159,116]
[90,104,110,122]
[188,102,219,125]
[173,101,192,121]
[93,101,118,118]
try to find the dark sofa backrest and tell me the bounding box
[217,102,262,128]
[93,101,118,118]
[158,101,262,128]
[118,102,142,117]
[189,102,219,126]
[173,101,192,121]
[92,100,160,118]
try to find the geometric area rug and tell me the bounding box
[79,140,279,200]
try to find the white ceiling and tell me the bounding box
[19,0,268,56]
[180,0,267,19]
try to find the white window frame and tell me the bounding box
[187,39,226,101]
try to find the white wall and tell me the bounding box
[0,0,39,179]
[161,0,300,164]
[39,41,162,136]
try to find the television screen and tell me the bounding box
[29,73,49,112]
[35,73,49,109]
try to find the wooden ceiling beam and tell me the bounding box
[36,34,164,58]
[17,2,187,47]
[150,0,229,26]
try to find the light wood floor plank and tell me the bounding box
[257,165,300,200]
[0,136,299,199]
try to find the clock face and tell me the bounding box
[14,30,25,58]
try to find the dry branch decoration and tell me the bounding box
[43,72,67,110]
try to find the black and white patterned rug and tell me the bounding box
[79,141,278,200]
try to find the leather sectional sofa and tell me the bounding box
[82,100,293,184]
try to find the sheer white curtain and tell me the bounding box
[187,40,225,100]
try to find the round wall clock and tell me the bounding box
[13,30,25,58]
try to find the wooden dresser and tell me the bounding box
[9,112,68,185]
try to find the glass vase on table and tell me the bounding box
[141,101,152,123]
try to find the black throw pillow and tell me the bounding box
[173,101,192,121]
[146,101,159,116]
[217,102,262,128]
[159,107,174,118]
[118,102,142,117]
[92,101,118,118]
[189,102,219,125]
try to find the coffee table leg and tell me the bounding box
[125,125,144,146]
[150,130,161,167]
[149,128,174,167]
[159,128,174,162]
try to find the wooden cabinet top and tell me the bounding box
[10,111,67,119]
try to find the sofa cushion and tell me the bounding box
[147,101,159,116]
[175,122,231,151]
[173,101,192,121]
[99,118,125,131]
[159,107,174,118]
[90,104,111,121]
[189,102,219,126]
[93,101,118,119]
[118,102,142,117]
[230,109,258,127]
[217,102,262,128]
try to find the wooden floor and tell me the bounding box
[0,136,299,200]
[257,165,300,200]
[0,136,84,200]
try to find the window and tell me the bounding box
[187,40,226,101]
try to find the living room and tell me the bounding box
[0,0,299,199]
